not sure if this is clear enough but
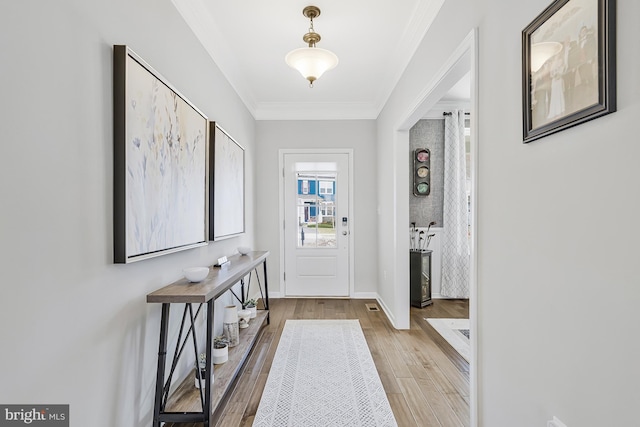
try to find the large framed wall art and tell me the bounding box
[209,123,245,241]
[113,45,208,263]
[522,0,616,143]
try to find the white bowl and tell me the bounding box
[183,267,209,283]
[237,246,251,255]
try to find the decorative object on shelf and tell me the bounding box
[212,336,229,365]
[285,5,339,88]
[413,148,430,196]
[214,256,230,268]
[113,45,208,263]
[522,0,616,143]
[242,298,258,318]
[183,267,209,283]
[194,353,213,389]
[237,246,251,256]
[223,305,240,347]
[210,123,245,241]
[238,309,251,329]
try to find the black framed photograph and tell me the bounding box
[522,0,616,143]
[113,45,209,263]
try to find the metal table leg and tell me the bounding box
[152,303,170,427]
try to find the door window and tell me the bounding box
[295,170,337,248]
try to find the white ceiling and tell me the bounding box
[171,0,446,120]
[441,71,471,102]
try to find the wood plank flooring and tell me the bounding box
[171,298,469,427]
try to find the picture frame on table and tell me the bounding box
[522,0,616,143]
[113,45,209,263]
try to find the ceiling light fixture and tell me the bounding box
[285,5,338,88]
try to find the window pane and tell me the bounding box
[319,180,334,195]
[295,170,337,249]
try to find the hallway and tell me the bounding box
[207,298,470,426]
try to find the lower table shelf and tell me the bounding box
[163,310,269,423]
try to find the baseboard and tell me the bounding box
[267,291,284,298]
[351,292,378,299]
[267,292,377,299]
[375,296,396,327]
[432,294,470,300]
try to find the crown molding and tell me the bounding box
[171,0,259,116]
[253,102,379,121]
[172,0,444,121]
[373,0,446,116]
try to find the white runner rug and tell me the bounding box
[425,318,470,362]
[253,319,397,427]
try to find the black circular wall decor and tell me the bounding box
[413,148,430,196]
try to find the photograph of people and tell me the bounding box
[529,0,599,129]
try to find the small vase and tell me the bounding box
[194,363,213,388]
[246,305,257,319]
[212,345,228,364]
[238,309,251,329]
[223,305,239,347]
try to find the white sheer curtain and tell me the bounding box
[441,110,470,298]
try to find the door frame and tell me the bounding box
[278,148,355,298]
[394,28,478,426]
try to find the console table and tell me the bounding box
[146,251,269,427]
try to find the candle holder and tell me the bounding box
[223,305,239,347]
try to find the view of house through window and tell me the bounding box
[295,171,337,248]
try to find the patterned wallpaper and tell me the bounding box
[409,119,444,227]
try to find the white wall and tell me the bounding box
[0,1,255,425]
[254,120,378,297]
[476,0,640,425]
[379,0,640,425]
[377,0,476,329]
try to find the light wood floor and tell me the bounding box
[182,298,470,427]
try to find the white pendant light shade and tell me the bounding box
[286,6,338,86]
[285,47,339,83]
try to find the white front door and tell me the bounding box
[283,152,350,297]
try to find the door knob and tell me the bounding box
[342,231,348,235]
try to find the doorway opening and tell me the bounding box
[395,29,479,426]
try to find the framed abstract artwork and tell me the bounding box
[522,0,616,143]
[113,45,208,263]
[209,123,245,241]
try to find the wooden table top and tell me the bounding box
[146,251,269,304]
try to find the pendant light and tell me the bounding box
[285,6,339,88]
